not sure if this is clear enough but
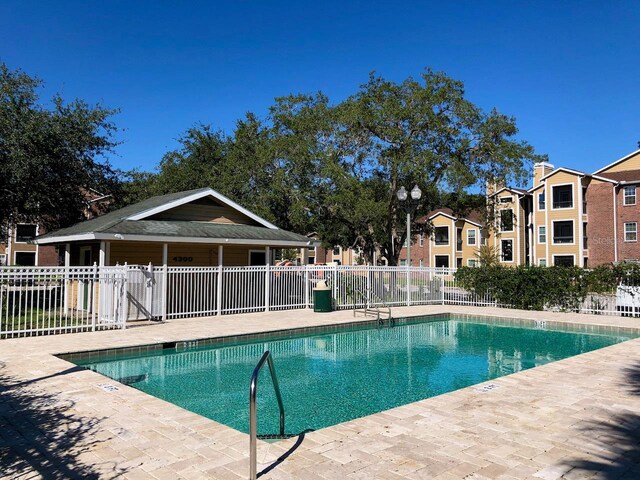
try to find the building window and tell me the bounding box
[582,187,587,214]
[539,258,547,267]
[0,254,6,266]
[500,196,513,204]
[538,226,546,244]
[625,222,637,242]
[552,185,573,209]
[15,252,36,266]
[480,230,486,245]
[419,259,424,267]
[624,186,636,206]
[500,209,514,232]
[434,226,449,245]
[456,258,463,268]
[468,259,478,267]
[419,234,424,246]
[501,239,513,262]
[553,220,574,244]
[554,255,575,267]
[332,246,341,255]
[467,229,477,245]
[15,224,37,243]
[249,250,267,266]
[456,228,463,251]
[308,256,315,265]
[434,255,449,268]
[399,259,407,266]
[538,192,545,210]
[583,222,588,249]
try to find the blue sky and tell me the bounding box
[1,1,639,182]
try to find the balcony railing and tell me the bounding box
[553,235,574,244]
[553,200,573,209]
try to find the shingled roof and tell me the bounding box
[35,188,315,247]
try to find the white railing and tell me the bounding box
[0,266,127,338]
[3,264,640,339]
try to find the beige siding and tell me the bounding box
[599,151,640,173]
[109,242,163,266]
[544,171,582,265]
[430,215,454,267]
[148,197,259,225]
[494,191,521,266]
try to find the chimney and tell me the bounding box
[533,162,554,187]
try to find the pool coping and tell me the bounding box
[3,305,640,479]
[58,312,640,364]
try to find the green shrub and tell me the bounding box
[455,263,634,312]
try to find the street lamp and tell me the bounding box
[396,184,422,266]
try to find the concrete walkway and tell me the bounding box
[1,306,640,479]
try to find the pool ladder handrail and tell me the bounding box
[351,285,392,323]
[249,350,285,480]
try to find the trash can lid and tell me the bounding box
[314,280,331,290]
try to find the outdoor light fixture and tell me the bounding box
[397,184,422,268]
[113,234,124,240]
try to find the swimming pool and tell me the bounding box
[71,315,637,436]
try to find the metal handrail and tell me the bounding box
[351,285,392,321]
[249,350,285,480]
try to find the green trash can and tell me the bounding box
[313,280,333,312]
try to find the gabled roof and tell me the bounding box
[595,169,640,183]
[491,186,530,197]
[538,167,617,184]
[593,149,640,175]
[539,167,588,182]
[426,208,485,227]
[35,188,314,247]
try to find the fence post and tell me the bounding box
[333,263,338,307]
[217,265,223,315]
[92,262,98,331]
[366,265,371,309]
[441,270,446,305]
[265,264,270,312]
[304,266,310,308]
[162,263,168,322]
[121,263,129,329]
[146,263,154,319]
[406,265,411,307]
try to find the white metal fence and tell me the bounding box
[2,264,639,339]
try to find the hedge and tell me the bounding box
[454,264,640,311]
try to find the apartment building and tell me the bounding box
[0,189,112,266]
[498,148,640,267]
[398,208,487,268]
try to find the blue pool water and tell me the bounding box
[74,316,636,435]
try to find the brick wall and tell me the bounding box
[587,182,616,266]
[616,184,640,261]
[398,234,430,266]
[37,245,60,266]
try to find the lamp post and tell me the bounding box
[396,185,422,266]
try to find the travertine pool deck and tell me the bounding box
[2,306,640,479]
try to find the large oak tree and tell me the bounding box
[0,64,121,230]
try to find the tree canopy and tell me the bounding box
[0,64,121,230]
[125,69,545,264]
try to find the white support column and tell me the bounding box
[6,226,12,266]
[99,241,106,267]
[217,245,223,315]
[301,247,308,266]
[265,246,271,312]
[162,243,168,322]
